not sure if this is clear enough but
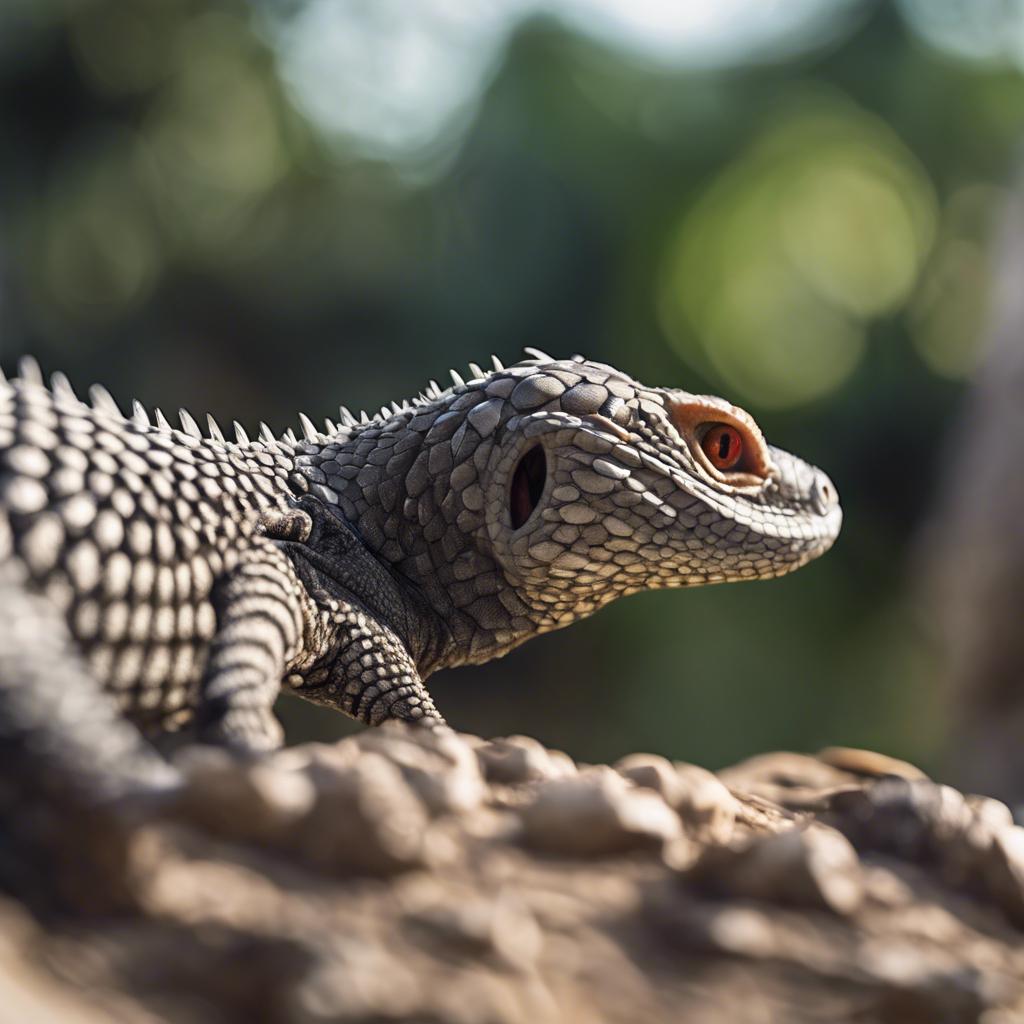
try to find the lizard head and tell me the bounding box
[298,352,841,668]
[477,356,841,628]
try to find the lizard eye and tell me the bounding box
[701,424,743,471]
[667,398,774,483]
[510,445,547,530]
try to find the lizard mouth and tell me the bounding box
[630,447,842,552]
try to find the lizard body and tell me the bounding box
[0,352,841,753]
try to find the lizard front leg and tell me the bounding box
[293,597,446,729]
[196,538,314,753]
[269,495,448,730]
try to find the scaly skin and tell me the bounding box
[0,352,841,753]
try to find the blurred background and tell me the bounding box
[0,0,1020,780]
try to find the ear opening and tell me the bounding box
[510,445,547,530]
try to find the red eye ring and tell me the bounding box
[701,424,744,471]
[668,399,772,482]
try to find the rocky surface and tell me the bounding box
[3,726,1024,1023]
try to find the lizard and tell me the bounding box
[0,350,841,759]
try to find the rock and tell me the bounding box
[685,824,864,915]
[857,938,993,1024]
[265,740,360,774]
[826,776,1024,929]
[615,755,737,845]
[816,746,927,780]
[614,753,679,799]
[672,763,739,845]
[981,826,1024,926]
[520,767,683,856]
[297,753,434,876]
[861,865,916,908]
[964,793,1015,836]
[353,723,486,816]
[289,936,423,1022]
[404,895,543,972]
[719,750,861,810]
[8,728,1024,1023]
[940,793,1017,888]
[730,791,803,837]
[172,747,316,844]
[476,735,576,785]
[826,777,974,862]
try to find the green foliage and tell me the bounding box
[1,0,1018,771]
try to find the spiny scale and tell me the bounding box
[18,355,43,386]
[90,384,121,417]
[206,415,225,443]
[50,371,78,404]
[178,409,202,440]
[298,413,319,441]
[523,347,553,362]
[4,350,555,450]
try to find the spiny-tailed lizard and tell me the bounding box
[0,351,840,783]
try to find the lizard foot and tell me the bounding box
[196,706,285,756]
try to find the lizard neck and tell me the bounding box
[290,418,525,674]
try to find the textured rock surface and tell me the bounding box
[4,727,1024,1024]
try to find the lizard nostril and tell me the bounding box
[812,474,838,516]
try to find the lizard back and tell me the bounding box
[0,368,298,732]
